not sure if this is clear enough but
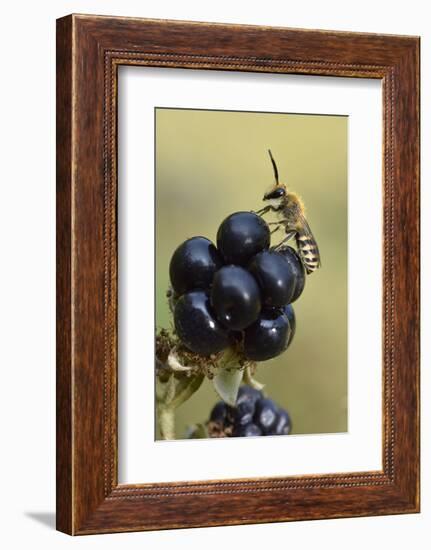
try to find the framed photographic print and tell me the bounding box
[56,14,420,535]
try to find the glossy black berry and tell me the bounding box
[278,246,306,302]
[243,308,291,361]
[169,237,223,296]
[174,290,230,355]
[217,212,270,266]
[248,250,297,307]
[254,398,278,434]
[211,266,261,330]
[282,303,296,347]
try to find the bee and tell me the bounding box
[256,150,321,274]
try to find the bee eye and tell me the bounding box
[265,187,285,200]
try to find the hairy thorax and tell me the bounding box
[280,192,305,228]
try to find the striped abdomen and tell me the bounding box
[295,232,321,274]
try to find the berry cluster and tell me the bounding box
[169,211,305,360]
[208,385,291,437]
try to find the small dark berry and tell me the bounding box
[232,400,255,426]
[234,423,262,437]
[254,398,278,434]
[211,266,261,330]
[281,303,296,347]
[236,385,262,407]
[206,390,291,438]
[248,250,296,307]
[243,308,291,361]
[274,409,291,435]
[174,290,230,355]
[217,212,270,266]
[169,237,223,296]
[210,401,228,423]
[278,246,306,302]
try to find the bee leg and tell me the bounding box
[268,219,290,226]
[274,230,296,249]
[254,206,271,215]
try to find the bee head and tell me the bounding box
[263,185,286,201]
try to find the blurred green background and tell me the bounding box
[155,107,347,438]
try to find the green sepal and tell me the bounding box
[156,372,204,410]
[212,367,243,407]
[170,373,204,409]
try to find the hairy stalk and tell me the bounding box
[156,371,205,440]
[158,407,176,440]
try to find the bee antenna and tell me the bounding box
[268,149,279,186]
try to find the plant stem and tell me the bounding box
[158,407,176,440]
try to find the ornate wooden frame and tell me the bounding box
[56,14,420,535]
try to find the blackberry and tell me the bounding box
[211,265,261,330]
[272,409,291,436]
[254,397,278,434]
[217,212,270,266]
[174,290,231,355]
[282,303,296,346]
[234,423,262,437]
[248,250,297,307]
[278,246,306,302]
[168,212,301,360]
[169,236,223,296]
[243,308,291,361]
[207,385,292,437]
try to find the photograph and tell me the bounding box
[155,107,348,440]
[52,12,420,536]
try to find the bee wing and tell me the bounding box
[297,212,321,267]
